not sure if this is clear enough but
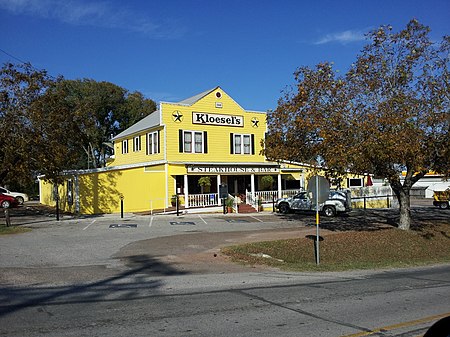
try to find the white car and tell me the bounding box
[0,186,29,205]
[276,190,352,217]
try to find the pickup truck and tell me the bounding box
[433,189,450,209]
[275,190,352,217]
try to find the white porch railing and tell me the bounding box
[188,193,219,208]
[246,189,301,204]
[185,189,303,209]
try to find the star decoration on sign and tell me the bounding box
[251,117,259,127]
[172,111,183,122]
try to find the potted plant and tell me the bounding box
[257,197,263,212]
[198,176,211,194]
[225,197,234,213]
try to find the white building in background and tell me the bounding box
[401,172,450,198]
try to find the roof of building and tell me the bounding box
[176,86,219,106]
[112,110,160,141]
[112,86,263,141]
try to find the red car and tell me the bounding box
[0,193,19,208]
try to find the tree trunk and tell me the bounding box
[397,189,411,230]
[391,169,427,230]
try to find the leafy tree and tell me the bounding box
[265,20,449,230]
[30,80,85,184]
[51,79,156,168]
[0,62,54,187]
[1,63,157,193]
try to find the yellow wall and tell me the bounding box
[111,127,165,167]
[162,88,267,164]
[40,165,168,215]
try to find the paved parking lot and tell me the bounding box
[1,203,448,286]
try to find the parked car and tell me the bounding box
[0,186,29,205]
[275,190,352,217]
[0,193,20,208]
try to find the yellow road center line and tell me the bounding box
[340,312,450,337]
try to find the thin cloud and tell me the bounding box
[315,29,366,45]
[0,0,185,39]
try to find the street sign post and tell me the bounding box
[307,175,330,265]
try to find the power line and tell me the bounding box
[0,47,57,79]
[0,47,29,65]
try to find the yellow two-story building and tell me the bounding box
[39,87,363,214]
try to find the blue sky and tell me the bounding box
[1,0,449,111]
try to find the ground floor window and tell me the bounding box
[348,178,363,187]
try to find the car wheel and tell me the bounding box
[323,206,336,217]
[1,200,11,208]
[15,196,24,205]
[278,203,290,214]
[438,202,449,209]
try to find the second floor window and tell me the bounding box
[179,130,208,153]
[122,140,128,154]
[231,133,254,155]
[133,136,141,152]
[147,131,160,155]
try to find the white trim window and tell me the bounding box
[347,178,363,188]
[133,136,141,152]
[122,140,129,154]
[179,130,207,154]
[231,133,254,155]
[146,131,160,155]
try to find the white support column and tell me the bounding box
[184,174,189,209]
[251,174,255,198]
[74,175,80,214]
[217,174,221,206]
[278,174,282,198]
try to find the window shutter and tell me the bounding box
[179,129,183,153]
[251,134,255,155]
[230,133,234,154]
[203,131,208,153]
[157,130,161,153]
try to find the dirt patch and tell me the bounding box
[115,227,340,274]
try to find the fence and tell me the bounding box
[350,186,395,209]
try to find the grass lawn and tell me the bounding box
[222,224,450,272]
[0,225,31,235]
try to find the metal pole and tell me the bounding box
[120,198,124,218]
[4,209,11,227]
[56,195,60,221]
[315,175,320,265]
[176,194,180,216]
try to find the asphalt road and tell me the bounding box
[0,205,449,336]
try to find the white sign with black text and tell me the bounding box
[187,166,279,173]
[192,112,243,127]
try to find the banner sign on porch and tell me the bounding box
[187,166,280,173]
[192,112,244,127]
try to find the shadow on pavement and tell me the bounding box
[275,207,449,232]
[0,254,187,318]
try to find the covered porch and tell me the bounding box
[172,163,305,209]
